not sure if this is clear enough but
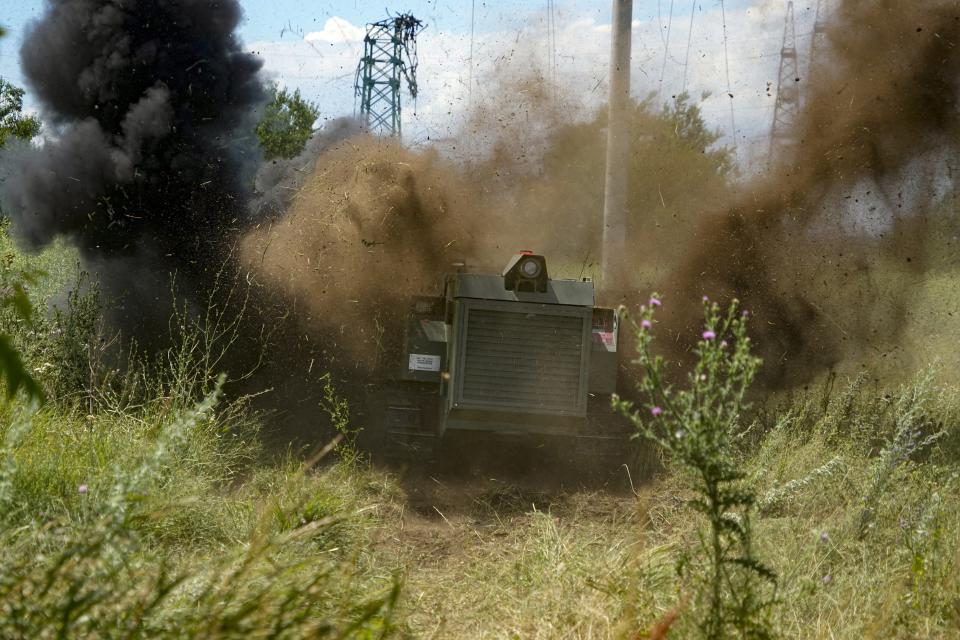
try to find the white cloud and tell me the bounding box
[304,17,365,45]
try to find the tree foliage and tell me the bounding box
[660,91,735,176]
[0,78,41,148]
[254,86,320,160]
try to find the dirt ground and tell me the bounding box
[368,451,651,639]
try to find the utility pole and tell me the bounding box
[601,0,633,290]
[354,13,425,141]
[768,1,800,162]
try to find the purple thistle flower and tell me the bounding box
[78,484,88,495]
[702,295,709,302]
[742,310,750,318]
[641,319,652,329]
[650,406,663,417]
[702,330,716,341]
[649,297,661,307]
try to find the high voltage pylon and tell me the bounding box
[809,0,831,71]
[354,13,425,140]
[769,0,800,161]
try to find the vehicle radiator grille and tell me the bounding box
[460,308,586,414]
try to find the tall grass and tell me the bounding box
[0,229,959,638]
[0,386,402,638]
[0,236,403,638]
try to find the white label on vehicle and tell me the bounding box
[409,353,441,372]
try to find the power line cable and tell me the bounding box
[468,0,475,108]
[547,0,557,96]
[547,0,552,88]
[681,0,696,93]
[553,0,558,94]
[657,0,675,93]
[719,0,738,154]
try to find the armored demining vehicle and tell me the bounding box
[367,253,631,462]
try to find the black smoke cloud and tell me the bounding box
[1,0,265,331]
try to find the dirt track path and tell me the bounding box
[372,468,645,639]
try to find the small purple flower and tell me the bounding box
[821,574,832,585]
[649,297,661,307]
[78,484,88,495]
[641,319,652,329]
[820,531,829,542]
[741,310,750,318]
[702,330,716,341]
[702,295,709,302]
[651,406,663,417]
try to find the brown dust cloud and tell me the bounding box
[241,0,960,396]
[4,0,959,439]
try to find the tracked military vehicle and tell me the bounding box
[368,253,628,459]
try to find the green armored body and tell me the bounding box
[369,253,626,459]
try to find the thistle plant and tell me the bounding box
[613,294,776,640]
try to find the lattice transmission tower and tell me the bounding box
[769,0,800,160]
[354,13,425,140]
[809,0,831,71]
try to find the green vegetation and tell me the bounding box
[615,296,776,638]
[0,234,401,637]
[255,86,321,160]
[0,78,41,149]
[0,231,957,638]
[522,93,735,282]
[0,73,44,402]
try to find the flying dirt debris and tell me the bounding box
[664,0,960,385]
[5,0,960,448]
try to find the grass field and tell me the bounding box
[0,234,959,639]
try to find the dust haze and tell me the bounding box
[243,0,960,390]
[666,0,960,384]
[2,0,958,419]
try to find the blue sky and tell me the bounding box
[0,1,617,81]
[2,0,762,98]
[1,0,813,163]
